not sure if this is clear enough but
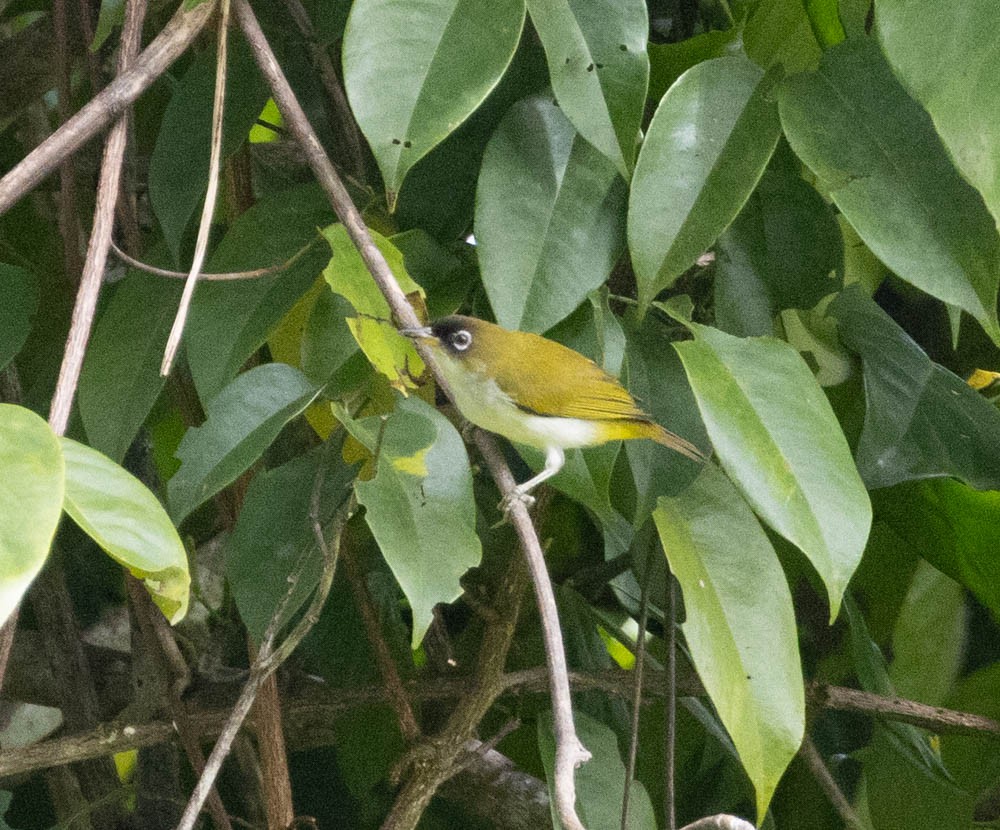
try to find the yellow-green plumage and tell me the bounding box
[412,316,704,463]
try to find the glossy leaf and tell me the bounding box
[475,94,626,333]
[621,313,708,525]
[168,363,320,523]
[829,287,1000,490]
[628,55,781,310]
[653,465,804,821]
[186,184,333,401]
[0,404,63,628]
[60,438,189,624]
[525,0,648,177]
[342,0,525,202]
[347,396,481,648]
[875,480,1000,619]
[537,709,657,829]
[742,0,821,74]
[802,0,846,48]
[227,443,355,641]
[779,39,1000,342]
[79,272,180,462]
[647,28,739,103]
[889,560,965,707]
[877,1,1000,226]
[322,224,426,393]
[0,264,37,371]
[148,42,268,260]
[664,298,871,619]
[715,151,843,325]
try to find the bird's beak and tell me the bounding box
[400,325,435,341]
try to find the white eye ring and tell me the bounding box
[451,329,472,350]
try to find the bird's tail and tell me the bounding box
[637,420,706,463]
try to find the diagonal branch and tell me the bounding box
[230,3,591,828]
[0,0,217,216]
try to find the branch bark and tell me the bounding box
[0,0,217,216]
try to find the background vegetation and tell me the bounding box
[1,0,1000,828]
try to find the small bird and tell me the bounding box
[403,315,705,506]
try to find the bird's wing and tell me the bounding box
[491,336,649,421]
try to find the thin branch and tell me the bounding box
[53,0,84,282]
[678,816,755,830]
[341,543,421,741]
[48,0,148,435]
[811,683,1000,735]
[173,482,350,830]
[665,572,677,830]
[231,5,591,828]
[279,0,365,178]
[621,556,653,830]
[160,0,231,376]
[798,736,863,830]
[110,237,317,280]
[473,431,590,830]
[0,1,217,216]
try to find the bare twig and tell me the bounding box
[49,0,148,435]
[231,4,591,827]
[621,554,653,830]
[280,0,365,178]
[473,431,590,830]
[110,237,317,280]
[53,0,84,282]
[798,736,863,830]
[811,683,1000,735]
[0,1,217,216]
[125,575,233,830]
[173,484,350,830]
[160,0,231,376]
[678,816,755,830]
[341,544,421,741]
[665,572,677,830]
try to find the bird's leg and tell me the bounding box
[500,445,565,514]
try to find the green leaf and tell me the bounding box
[828,287,1000,490]
[0,264,37,372]
[148,41,269,260]
[525,0,648,177]
[742,0,821,74]
[322,224,426,393]
[89,0,123,51]
[79,271,180,462]
[0,404,63,628]
[621,313,708,525]
[537,709,657,829]
[653,466,804,821]
[167,363,320,523]
[715,149,843,323]
[348,396,481,648]
[186,184,333,401]
[475,94,626,333]
[342,0,526,202]
[889,560,964,707]
[664,300,871,618]
[875,480,1000,619]
[226,443,356,641]
[778,38,1000,343]
[60,438,189,624]
[877,1,1000,228]
[802,0,846,48]
[647,28,740,103]
[628,55,781,310]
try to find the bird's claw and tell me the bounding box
[492,488,535,526]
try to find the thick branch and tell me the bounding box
[0,0,217,216]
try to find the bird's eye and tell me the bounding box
[450,329,473,351]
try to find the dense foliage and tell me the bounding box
[1,0,1000,828]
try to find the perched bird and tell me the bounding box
[403,315,704,506]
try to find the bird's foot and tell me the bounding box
[493,488,536,525]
